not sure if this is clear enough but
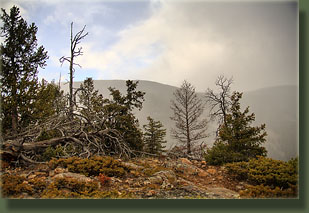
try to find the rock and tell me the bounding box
[161,180,174,189]
[122,162,144,170]
[49,170,55,177]
[177,177,192,186]
[217,175,224,180]
[124,178,134,185]
[205,187,240,199]
[201,161,207,165]
[110,177,122,184]
[236,185,244,190]
[28,174,37,179]
[20,174,28,178]
[197,169,208,177]
[143,180,151,185]
[34,171,47,176]
[52,172,93,183]
[207,168,217,175]
[146,190,156,197]
[36,164,50,172]
[54,167,68,174]
[148,176,163,185]
[153,170,177,184]
[175,162,197,175]
[178,158,192,165]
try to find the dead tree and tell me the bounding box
[205,75,233,134]
[1,114,134,165]
[60,22,88,118]
[170,80,208,155]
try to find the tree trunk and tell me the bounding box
[69,23,74,118]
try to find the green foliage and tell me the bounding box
[48,156,129,177]
[32,79,65,120]
[103,80,145,152]
[41,177,133,198]
[225,156,298,198]
[143,116,167,155]
[226,156,298,188]
[239,184,297,198]
[78,77,104,118]
[205,92,267,165]
[0,6,48,133]
[204,141,234,166]
[41,145,66,161]
[37,129,62,141]
[42,177,100,198]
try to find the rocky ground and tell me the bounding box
[0,157,248,199]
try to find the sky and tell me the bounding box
[1,0,298,92]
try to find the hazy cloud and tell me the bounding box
[76,0,298,92]
[1,0,298,92]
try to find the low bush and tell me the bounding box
[41,177,133,199]
[1,174,33,197]
[225,156,298,189]
[240,184,298,198]
[225,156,298,198]
[48,156,128,177]
[41,145,66,161]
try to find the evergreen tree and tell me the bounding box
[32,79,64,122]
[103,80,145,152]
[143,116,167,155]
[170,80,208,155]
[205,92,267,165]
[78,78,104,118]
[0,6,48,134]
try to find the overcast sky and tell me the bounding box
[1,0,298,92]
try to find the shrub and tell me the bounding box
[1,174,33,197]
[225,156,298,189]
[41,177,133,199]
[225,156,298,198]
[48,156,128,177]
[240,184,298,198]
[204,141,245,165]
[41,145,66,161]
[37,129,62,141]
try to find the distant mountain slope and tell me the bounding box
[61,80,298,161]
[242,85,298,161]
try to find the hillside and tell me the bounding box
[61,80,298,161]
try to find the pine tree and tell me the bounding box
[78,78,104,118]
[0,6,48,134]
[32,79,64,122]
[143,116,167,155]
[218,91,267,160]
[205,91,267,165]
[170,80,208,155]
[103,80,145,152]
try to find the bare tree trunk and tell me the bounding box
[60,22,88,119]
[69,24,74,118]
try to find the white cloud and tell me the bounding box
[76,1,229,91]
[42,2,111,29]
